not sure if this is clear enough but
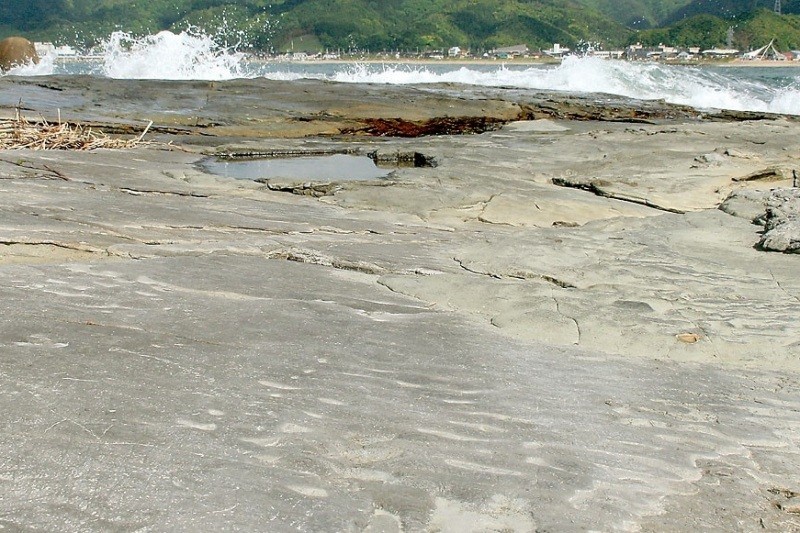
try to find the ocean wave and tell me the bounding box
[100,30,245,80]
[265,57,800,116]
[3,51,57,76]
[259,57,800,115]
[3,30,799,116]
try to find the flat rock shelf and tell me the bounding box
[0,75,799,532]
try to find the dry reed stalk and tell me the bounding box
[0,110,149,151]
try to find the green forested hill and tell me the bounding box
[666,0,800,24]
[573,0,694,28]
[274,0,632,51]
[636,8,800,49]
[2,0,800,52]
[0,0,632,50]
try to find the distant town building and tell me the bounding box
[55,45,78,56]
[448,46,462,57]
[627,43,707,62]
[591,50,625,59]
[701,48,739,58]
[490,44,529,58]
[34,42,80,58]
[543,43,568,57]
[34,42,55,56]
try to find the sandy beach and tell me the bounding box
[1,75,799,531]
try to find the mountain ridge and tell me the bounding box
[2,0,799,52]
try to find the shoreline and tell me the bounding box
[53,54,800,69]
[264,56,800,68]
[723,58,800,67]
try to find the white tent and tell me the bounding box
[743,39,786,60]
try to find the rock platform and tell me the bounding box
[1,76,799,531]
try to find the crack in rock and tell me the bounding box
[454,257,502,279]
[769,268,800,304]
[506,270,578,289]
[266,248,387,275]
[455,258,577,288]
[0,157,73,181]
[119,187,209,198]
[551,176,685,214]
[0,239,105,254]
[553,295,581,345]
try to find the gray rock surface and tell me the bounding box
[759,188,800,253]
[719,188,800,253]
[1,78,799,531]
[718,188,773,222]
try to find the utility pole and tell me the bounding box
[775,0,782,15]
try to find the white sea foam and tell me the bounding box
[3,51,57,76]
[768,80,800,114]
[275,56,800,115]
[4,30,800,116]
[101,30,245,80]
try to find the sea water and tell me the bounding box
[5,30,800,116]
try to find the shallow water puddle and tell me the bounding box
[199,154,392,182]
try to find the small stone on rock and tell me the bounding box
[676,333,701,344]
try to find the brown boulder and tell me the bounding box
[0,37,40,72]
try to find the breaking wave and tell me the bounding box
[288,57,800,116]
[100,30,246,80]
[3,51,58,76]
[4,30,800,115]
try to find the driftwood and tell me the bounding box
[0,109,150,151]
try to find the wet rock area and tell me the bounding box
[1,75,790,139]
[197,147,437,197]
[1,76,800,532]
[340,116,508,136]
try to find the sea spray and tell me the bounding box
[101,30,245,80]
[5,29,800,116]
[257,57,800,115]
[3,51,57,76]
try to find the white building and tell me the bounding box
[491,44,529,58]
[544,43,569,57]
[701,48,739,58]
[55,45,78,57]
[34,42,55,56]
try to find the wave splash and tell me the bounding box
[296,57,800,116]
[3,51,57,76]
[101,30,245,80]
[3,30,799,116]
[540,57,800,115]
